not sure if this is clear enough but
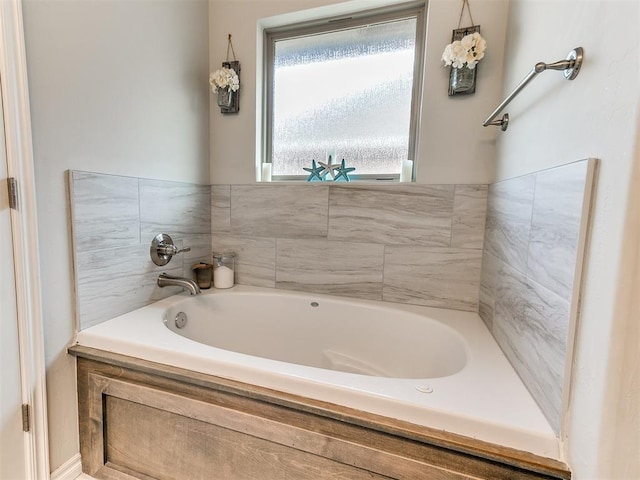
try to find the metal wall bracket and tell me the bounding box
[563,47,583,80]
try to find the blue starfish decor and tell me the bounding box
[333,159,356,182]
[303,158,356,181]
[303,160,325,182]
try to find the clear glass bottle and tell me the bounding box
[212,252,236,288]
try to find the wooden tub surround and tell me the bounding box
[70,345,571,480]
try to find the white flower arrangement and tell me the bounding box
[209,67,240,93]
[441,32,487,70]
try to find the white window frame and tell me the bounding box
[261,1,426,182]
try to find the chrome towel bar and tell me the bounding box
[483,47,584,131]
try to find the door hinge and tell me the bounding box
[21,404,30,432]
[7,177,18,210]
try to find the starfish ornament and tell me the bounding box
[333,159,356,182]
[303,159,325,182]
[318,160,340,180]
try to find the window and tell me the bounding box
[264,3,425,181]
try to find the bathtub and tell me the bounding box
[75,285,560,460]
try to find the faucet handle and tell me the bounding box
[156,243,191,256]
[150,233,190,266]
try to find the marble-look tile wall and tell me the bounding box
[211,183,488,311]
[70,163,595,437]
[69,171,212,329]
[479,159,596,434]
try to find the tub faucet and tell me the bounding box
[157,273,201,295]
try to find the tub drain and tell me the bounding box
[175,312,188,329]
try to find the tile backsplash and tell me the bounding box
[71,175,487,330]
[211,183,487,310]
[69,171,212,329]
[478,159,596,434]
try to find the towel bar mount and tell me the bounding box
[483,47,584,132]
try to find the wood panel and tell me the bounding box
[106,396,393,480]
[71,346,571,480]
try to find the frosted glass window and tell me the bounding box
[266,8,423,179]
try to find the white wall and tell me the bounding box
[22,0,209,470]
[609,134,639,479]
[495,1,639,478]
[209,0,509,185]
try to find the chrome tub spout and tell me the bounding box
[157,273,201,295]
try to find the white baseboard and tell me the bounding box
[50,453,83,480]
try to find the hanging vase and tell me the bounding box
[217,89,233,108]
[449,66,476,95]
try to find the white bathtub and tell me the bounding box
[75,285,560,460]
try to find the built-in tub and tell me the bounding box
[75,285,559,460]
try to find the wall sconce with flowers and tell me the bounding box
[210,34,240,113]
[441,0,486,96]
